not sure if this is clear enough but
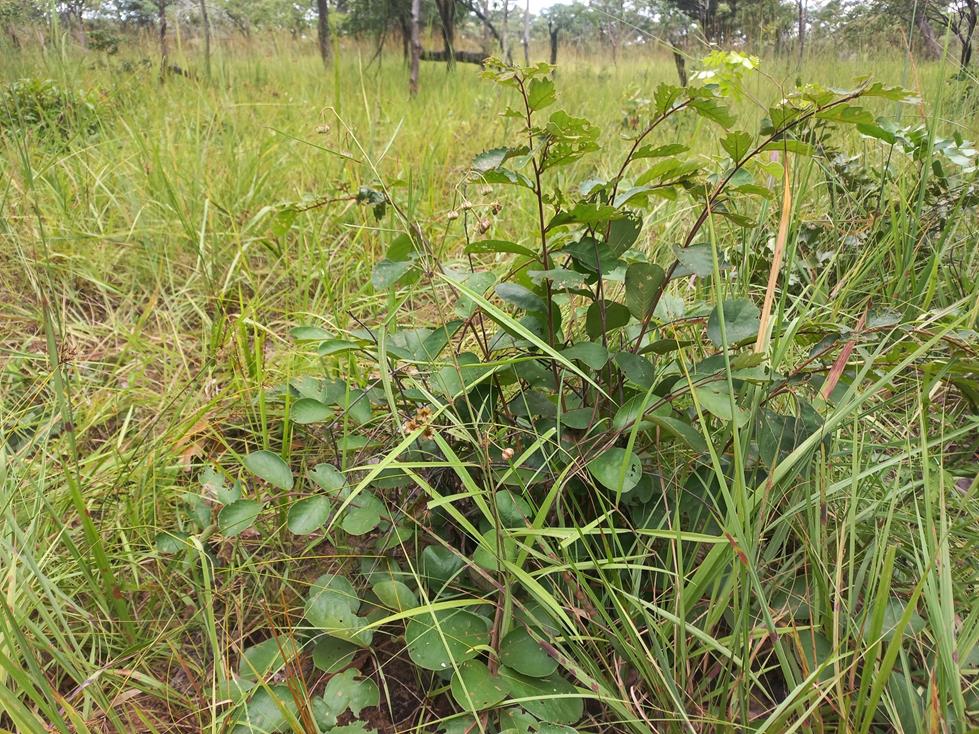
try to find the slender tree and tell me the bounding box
[199,0,211,79]
[547,16,557,63]
[434,0,456,64]
[797,0,806,62]
[317,0,331,67]
[940,0,978,68]
[156,0,169,79]
[58,0,89,46]
[915,8,943,58]
[409,0,421,95]
[522,0,530,63]
[502,0,510,61]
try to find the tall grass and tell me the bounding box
[0,37,977,732]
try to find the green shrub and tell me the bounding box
[88,26,121,55]
[159,53,978,733]
[0,77,101,139]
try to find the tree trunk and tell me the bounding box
[199,0,211,79]
[548,22,558,65]
[158,2,169,80]
[398,12,410,62]
[522,0,530,65]
[459,0,504,49]
[502,0,510,62]
[963,4,978,70]
[4,24,20,48]
[434,0,456,66]
[317,0,331,68]
[914,10,942,59]
[797,0,806,62]
[421,49,486,63]
[673,49,687,86]
[480,0,492,53]
[961,23,975,70]
[71,9,87,47]
[410,0,421,96]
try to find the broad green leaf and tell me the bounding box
[305,573,372,646]
[672,243,729,278]
[332,724,377,734]
[239,637,299,680]
[322,669,379,719]
[307,574,360,615]
[796,631,834,683]
[653,82,684,114]
[881,599,927,642]
[607,214,641,256]
[341,491,385,535]
[614,351,654,389]
[707,298,760,347]
[760,139,814,156]
[200,464,224,492]
[184,492,211,529]
[309,464,346,492]
[690,96,735,128]
[560,407,593,430]
[465,239,537,258]
[528,268,588,289]
[478,167,535,188]
[291,325,333,341]
[293,376,346,404]
[385,232,416,260]
[405,609,489,671]
[815,105,875,125]
[219,500,262,537]
[861,82,917,101]
[217,480,242,506]
[312,636,358,673]
[563,236,618,273]
[646,414,708,452]
[537,725,578,734]
[372,259,416,289]
[473,147,511,172]
[421,545,464,587]
[242,450,294,491]
[499,627,557,678]
[498,707,537,734]
[439,271,611,401]
[721,131,752,161]
[496,283,547,312]
[692,382,750,426]
[496,490,532,527]
[624,262,666,320]
[217,675,254,705]
[528,77,556,111]
[560,341,609,370]
[233,685,296,734]
[757,406,821,466]
[450,659,509,710]
[155,531,190,554]
[587,448,642,493]
[612,394,663,432]
[585,300,631,339]
[498,667,583,724]
[290,398,332,425]
[473,528,518,571]
[286,495,332,535]
[317,339,363,357]
[372,579,419,611]
[448,269,498,318]
[541,110,600,170]
[633,142,688,159]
